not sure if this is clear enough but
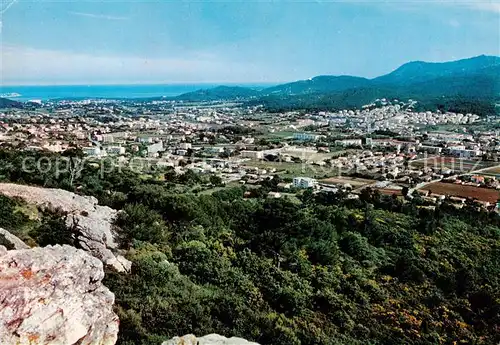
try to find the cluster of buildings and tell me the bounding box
[1,97,499,208]
[306,100,480,134]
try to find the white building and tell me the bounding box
[82,146,103,157]
[418,145,442,154]
[207,147,225,154]
[293,133,319,141]
[147,141,164,156]
[448,146,482,158]
[179,142,192,150]
[267,191,282,198]
[138,137,153,144]
[335,139,363,147]
[106,146,126,155]
[102,134,115,144]
[293,177,317,189]
[240,150,264,159]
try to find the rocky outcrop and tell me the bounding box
[0,183,131,272]
[0,244,119,345]
[162,334,260,345]
[0,227,30,250]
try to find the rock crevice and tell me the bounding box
[0,183,131,272]
[0,228,29,250]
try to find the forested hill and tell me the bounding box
[263,75,372,95]
[262,55,500,96]
[373,55,500,85]
[0,97,23,108]
[173,55,500,115]
[172,86,261,102]
[1,149,499,345]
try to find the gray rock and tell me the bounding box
[162,334,260,345]
[0,244,119,345]
[0,183,131,272]
[0,227,30,250]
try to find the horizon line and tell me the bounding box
[2,53,498,88]
[0,81,281,88]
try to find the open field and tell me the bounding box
[377,188,403,196]
[419,182,499,203]
[281,151,343,162]
[320,176,376,189]
[243,160,339,179]
[478,166,500,175]
[411,157,496,172]
[264,131,297,139]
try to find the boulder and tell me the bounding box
[0,183,131,272]
[0,244,119,345]
[162,334,260,345]
[0,227,30,250]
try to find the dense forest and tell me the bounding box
[1,149,499,345]
[249,92,499,116]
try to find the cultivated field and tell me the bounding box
[243,160,336,179]
[478,166,500,175]
[377,188,403,196]
[419,182,499,203]
[320,176,376,189]
[411,157,496,172]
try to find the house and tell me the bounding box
[335,139,362,147]
[179,142,192,150]
[102,134,115,144]
[470,175,485,184]
[267,192,282,199]
[148,141,164,157]
[447,146,482,158]
[82,146,103,157]
[294,133,319,141]
[137,137,153,144]
[418,145,442,154]
[206,147,225,154]
[106,146,126,155]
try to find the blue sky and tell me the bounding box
[1,0,499,85]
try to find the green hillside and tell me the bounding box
[374,55,500,85]
[263,75,371,96]
[1,149,499,345]
[173,55,500,115]
[173,86,261,102]
[0,97,23,109]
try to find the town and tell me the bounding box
[2,97,500,210]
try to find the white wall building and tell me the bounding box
[82,146,103,157]
[106,146,126,155]
[293,177,317,189]
[147,141,164,156]
[335,139,363,147]
[240,150,264,159]
[179,142,192,150]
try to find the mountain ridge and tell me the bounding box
[170,55,499,115]
[170,55,499,101]
[0,98,23,108]
[373,54,500,85]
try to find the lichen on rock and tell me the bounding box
[0,244,119,345]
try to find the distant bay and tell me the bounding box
[0,84,270,101]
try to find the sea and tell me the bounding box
[0,84,270,101]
